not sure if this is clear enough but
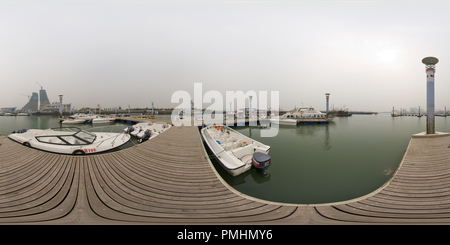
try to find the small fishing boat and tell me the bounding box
[8,127,130,155]
[201,125,272,176]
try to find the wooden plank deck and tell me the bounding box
[2,125,450,224]
[0,125,298,224]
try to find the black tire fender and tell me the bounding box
[72,149,86,155]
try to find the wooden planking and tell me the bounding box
[0,126,298,224]
[4,127,450,224]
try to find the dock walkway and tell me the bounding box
[2,125,450,224]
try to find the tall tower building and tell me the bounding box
[325,93,330,113]
[20,92,39,111]
[422,56,439,134]
[39,88,51,111]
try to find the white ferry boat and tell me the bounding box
[270,106,330,125]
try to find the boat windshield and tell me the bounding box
[35,128,96,145]
[75,130,96,144]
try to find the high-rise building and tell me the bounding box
[20,92,39,111]
[39,88,51,111]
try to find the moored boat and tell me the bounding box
[61,118,86,124]
[8,127,130,155]
[124,122,171,142]
[92,115,116,124]
[201,125,272,176]
[270,106,330,125]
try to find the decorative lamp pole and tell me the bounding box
[422,56,439,134]
[59,95,63,116]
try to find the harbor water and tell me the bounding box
[1,113,449,205]
[214,113,450,204]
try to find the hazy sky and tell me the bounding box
[1,0,449,112]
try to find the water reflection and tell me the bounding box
[322,123,331,151]
[222,165,271,186]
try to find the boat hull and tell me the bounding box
[270,118,297,125]
[92,118,116,123]
[201,125,270,176]
[61,119,86,124]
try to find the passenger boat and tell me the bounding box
[201,125,272,176]
[8,127,130,155]
[270,106,330,125]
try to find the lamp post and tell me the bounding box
[422,56,439,134]
[59,95,63,116]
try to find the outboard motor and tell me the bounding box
[12,129,27,134]
[124,126,134,134]
[251,152,272,177]
[139,129,151,143]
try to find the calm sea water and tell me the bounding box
[214,113,450,204]
[1,113,449,204]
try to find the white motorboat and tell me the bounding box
[236,109,246,119]
[225,111,235,120]
[124,122,148,136]
[61,114,91,124]
[70,113,97,121]
[270,106,329,125]
[8,127,130,155]
[92,115,116,124]
[136,123,171,141]
[61,118,86,124]
[201,125,272,176]
[124,122,171,142]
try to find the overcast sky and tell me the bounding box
[1,0,449,112]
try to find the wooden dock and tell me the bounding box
[2,124,450,224]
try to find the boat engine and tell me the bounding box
[139,129,151,143]
[124,126,134,134]
[12,129,27,134]
[251,152,272,176]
